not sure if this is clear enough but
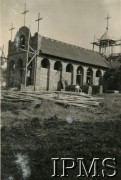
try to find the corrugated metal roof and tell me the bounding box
[40,36,108,68]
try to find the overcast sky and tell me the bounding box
[1,0,121,55]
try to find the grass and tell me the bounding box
[1,93,121,179]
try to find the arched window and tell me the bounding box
[20,34,25,49]
[27,57,33,85]
[96,70,103,85]
[87,68,93,77]
[96,70,102,77]
[54,61,62,71]
[17,59,23,79]
[66,63,73,85]
[41,58,50,68]
[77,66,83,75]
[87,68,93,85]
[66,63,73,72]
[41,58,50,90]
[76,66,84,85]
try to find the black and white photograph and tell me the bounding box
[1,0,121,179]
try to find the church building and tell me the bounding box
[7,26,108,91]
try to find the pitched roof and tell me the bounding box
[40,36,108,68]
[100,30,111,40]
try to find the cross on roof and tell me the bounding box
[9,23,15,41]
[105,14,111,30]
[35,12,43,33]
[21,3,29,26]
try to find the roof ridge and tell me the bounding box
[41,35,100,54]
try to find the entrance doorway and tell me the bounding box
[86,68,93,85]
[76,66,84,85]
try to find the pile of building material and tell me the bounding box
[1,90,103,108]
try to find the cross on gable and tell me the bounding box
[105,14,111,30]
[21,3,29,26]
[9,23,15,41]
[35,12,43,33]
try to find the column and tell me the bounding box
[73,65,78,85]
[62,62,67,80]
[92,68,97,85]
[101,70,106,77]
[49,60,55,90]
[35,57,42,91]
[61,62,67,90]
[83,66,88,85]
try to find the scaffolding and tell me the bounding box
[92,15,121,61]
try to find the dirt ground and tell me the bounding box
[1,93,121,180]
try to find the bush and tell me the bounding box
[92,85,100,94]
[65,85,76,92]
[80,85,89,93]
[103,68,121,91]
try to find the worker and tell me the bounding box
[75,84,81,92]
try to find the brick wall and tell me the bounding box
[7,53,36,88]
[39,68,48,90]
[7,26,107,91]
[64,72,72,85]
[49,70,60,90]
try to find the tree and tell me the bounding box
[103,67,121,90]
[116,66,121,90]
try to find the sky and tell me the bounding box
[1,0,121,56]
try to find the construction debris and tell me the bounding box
[1,90,103,108]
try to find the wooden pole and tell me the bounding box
[34,51,37,91]
[25,26,31,86]
[35,12,43,33]
[21,3,29,26]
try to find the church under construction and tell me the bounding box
[6,10,121,91]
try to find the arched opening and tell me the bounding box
[27,57,35,86]
[66,63,73,85]
[54,61,62,71]
[54,61,63,90]
[76,66,84,85]
[66,64,73,72]
[41,58,50,90]
[16,59,23,88]
[95,69,102,85]
[87,68,93,85]
[41,58,50,68]
[54,61,62,79]
[20,34,25,49]
[17,59,23,79]
[9,60,15,87]
[96,70,102,78]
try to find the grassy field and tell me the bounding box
[1,93,121,180]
